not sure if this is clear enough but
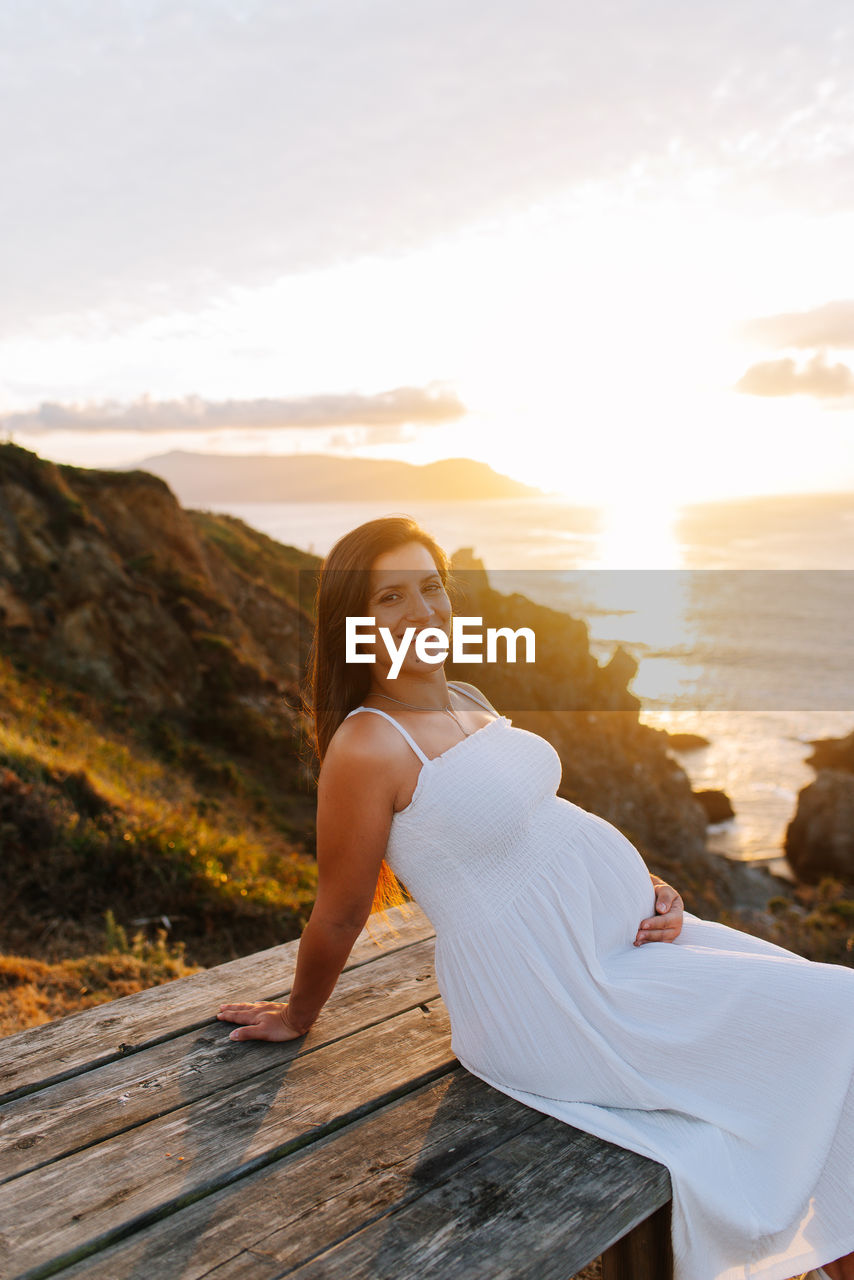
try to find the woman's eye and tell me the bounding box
[377,582,441,605]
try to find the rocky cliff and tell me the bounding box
[786,729,854,883]
[0,443,315,725]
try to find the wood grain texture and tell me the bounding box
[0,907,433,1102]
[282,1112,671,1280]
[1,938,438,1183]
[601,1201,673,1280]
[55,1073,535,1280]
[2,1002,455,1279]
[52,1071,670,1280]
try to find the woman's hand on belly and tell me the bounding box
[634,882,684,945]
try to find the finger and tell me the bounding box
[639,911,677,931]
[635,919,679,943]
[641,919,683,941]
[651,897,682,920]
[640,921,681,942]
[228,1024,270,1041]
[649,921,677,936]
[217,1010,264,1025]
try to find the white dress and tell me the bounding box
[346,687,854,1280]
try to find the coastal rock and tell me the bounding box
[666,732,710,751]
[694,789,735,824]
[785,770,854,884]
[603,644,638,687]
[447,551,640,715]
[805,729,854,775]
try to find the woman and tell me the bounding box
[219,516,854,1280]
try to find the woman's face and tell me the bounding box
[363,541,452,680]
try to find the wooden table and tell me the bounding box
[0,906,672,1280]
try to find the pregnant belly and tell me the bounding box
[536,799,657,946]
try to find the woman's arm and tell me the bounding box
[218,722,397,1042]
[634,875,684,946]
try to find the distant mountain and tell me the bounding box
[124,451,542,504]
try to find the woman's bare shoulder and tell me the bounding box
[323,709,411,772]
[319,712,414,814]
[317,714,407,827]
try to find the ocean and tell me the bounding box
[202,492,854,880]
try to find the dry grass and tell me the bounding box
[721,878,854,966]
[0,919,200,1036]
[568,1261,602,1279]
[0,650,317,1034]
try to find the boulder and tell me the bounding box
[785,769,854,883]
[805,729,854,775]
[694,789,735,824]
[666,732,710,751]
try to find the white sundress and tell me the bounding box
[345,686,854,1280]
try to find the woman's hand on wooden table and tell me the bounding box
[217,1000,306,1041]
[635,883,684,945]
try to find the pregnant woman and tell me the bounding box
[218,516,854,1280]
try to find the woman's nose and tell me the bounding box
[404,593,434,622]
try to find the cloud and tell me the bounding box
[741,301,854,349]
[0,386,466,434]
[3,2,854,332]
[734,351,854,399]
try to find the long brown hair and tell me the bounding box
[303,516,451,916]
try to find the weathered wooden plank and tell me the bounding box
[0,939,439,1183]
[54,1072,541,1280]
[601,1201,673,1280]
[3,1002,456,1280]
[0,906,434,1102]
[282,1120,671,1280]
[40,1070,670,1280]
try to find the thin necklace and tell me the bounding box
[371,689,471,738]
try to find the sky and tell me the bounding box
[2,0,854,508]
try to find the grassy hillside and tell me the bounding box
[0,640,319,1032]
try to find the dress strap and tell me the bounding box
[344,706,431,765]
[447,681,498,715]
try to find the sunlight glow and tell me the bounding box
[5,191,854,498]
[584,501,682,570]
